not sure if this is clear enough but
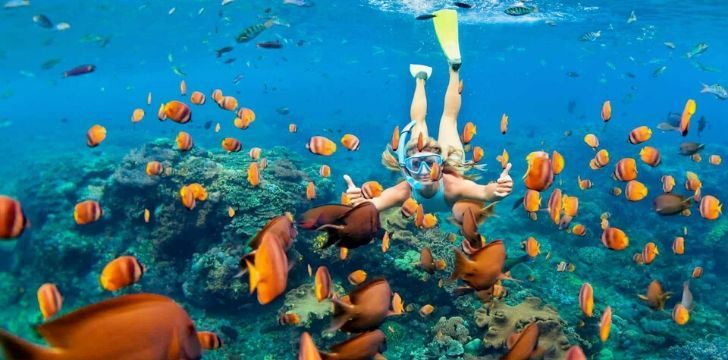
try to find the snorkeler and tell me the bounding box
[343,9,513,214]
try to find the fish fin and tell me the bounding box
[451,247,471,280]
[506,332,520,349]
[637,294,648,301]
[700,83,709,93]
[246,259,259,294]
[0,329,58,360]
[328,298,354,333]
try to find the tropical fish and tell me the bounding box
[362,181,384,199]
[0,196,28,239]
[330,279,393,333]
[100,255,144,291]
[584,134,599,149]
[641,242,659,264]
[348,270,367,285]
[503,322,540,360]
[601,100,611,122]
[246,213,297,252]
[315,266,332,302]
[257,40,283,49]
[320,330,387,359]
[299,203,381,250]
[86,124,107,147]
[244,235,289,305]
[3,0,29,9]
[699,195,722,220]
[247,163,261,187]
[63,64,95,77]
[551,151,564,175]
[638,280,671,310]
[627,10,637,23]
[654,193,691,215]
[571,224,586,236]
[686,42,708,59]
[653,65,667,77]
[547,189,562,224]
[190,91,206,105]
[504,5,537,16]
[639,146,661,167]
[599,306,612,342]
[613,158,637,181]
[601,226,628,250]
[692,267,703,278]
[159,101,192,123]
[197,331,222,350]
[577,176,593,190]
[0,293,201,359]
[523,151,554,191]
[220,96,238,111]
[522,237,540,258]
[33,14,54,29]
[680,99,696,136]
[500,113,508,134]
[564,346,587,360]
[236,19,277,43]
[175,131,193,151]
[497,149,509,169]
[472,146,484,163]
[418,247,436,274]
[592,149,609,169]
[700,83,727,100]
[215,46,234,58]
[415,14,437,21]
[709,155,721,165]
[278,312,301,325]
[461,122,476,144]
[679,142,704,156]
[628,126,652,144]
[661,175,675,193]
[580,31,601,42]
[306,136,337,156]
[625,180,648,201]
[579,283,594,317]
[74,200,102,225]
[419,304,435,317]
[451,240,506,293]
[37,283,63,320]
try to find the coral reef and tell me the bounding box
[426,316,472,359]
[279,283,337,327]
[474,297,571,359]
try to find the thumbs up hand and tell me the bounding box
[343,175,365,206]
[493,163,513,198]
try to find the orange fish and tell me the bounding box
[571,224,587,236]
[419,304,435,317]
[672,236,685,254]
[226,207,235,218]
[197,331,222,350]
[435,259,447,271]
[381,231,390,253]
[390,126,400,151]
[145,161,164,176]
[339,247,349,260]
[691,266,703,278]
[685,171,702,191]
[417,132,425,152]
[500,113,508,134]
[523,189,541,213]
[233,116,253,130]
[131,108,144,123]
[247,163,260,187]
[306,182,316,200]
[86,124,107,147]
[642,242,659,264]
[579,283,594,317]
[584,134,599,149]
[602,226,629,250]
[179,186,196,210]
[314,266,332,302]
[679,99,696,137]
[599,306,612,342]
[100,255,144,291]
[341,134,361,151]
[625,180,648,201]
[144,209,151,223]
[628,126,652,144]
[249,147,262,160]
[211,89,224,104]
[709,155,722,165]
[37,283,62,320]
[278,312,301,326]
[319,164,331,178]
[547,189,562,224]
[298,332,321,360]
[691,153,702,163]
[190,91,205,105]
[245,235,289,305]
[699,195,722,220]
[552,151,565,175]
[577,176,592,190]
[0,196,28,239]
[524,151,554,191]
[639,146,661,167]
[565,346,587,360]
[451,240,506,292]
[74,200,102,225]
[503,322,540,360]
[176,131,193,151]
[392,292,404,315]
[401,198,418,218]
[362,181,384,199]
[429,161,441,181]
[594,149,609,168]
[472,146,484,163]
[614,158,637,181]
[288,123,297,133]
[601,100,611,122]
[497,149,510,169]
[414,204,425,228]
[672,303,690,325]
[522,237,540,258]
[562,195,579,217]
[187,183,207,201]
[662,175,675,193]
[348,270,367,285]
[0,293,202,360]
[340,192,351,206]
[161,101,192,123]
[638,280,671,310]
[422,213,437,229]
[330,278,393,333]
[461,122,476,144]
[306,136,337,156]
[237,108,255,123]
[221,137,242,153]
[220,96,238,111]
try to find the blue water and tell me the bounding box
[1,1,727,359]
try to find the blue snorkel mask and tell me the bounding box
[397,121,444,190]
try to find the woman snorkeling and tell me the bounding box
[343,9,513,215]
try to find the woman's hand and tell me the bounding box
[343,175,367,206]
[493,163,513,198]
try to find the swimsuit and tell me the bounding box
[410,178,451,213]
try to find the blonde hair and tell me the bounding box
[381,136,475,178]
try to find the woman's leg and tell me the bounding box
[410,77,428,142]
[437,68,463,159]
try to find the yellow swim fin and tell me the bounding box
[432,9,461,67]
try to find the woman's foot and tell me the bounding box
[409,64,432,80]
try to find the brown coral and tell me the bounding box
[474,297,571,359]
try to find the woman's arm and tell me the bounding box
[453,163,513,202]
[343,175,411,211]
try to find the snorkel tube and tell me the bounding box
[397,121,426,191]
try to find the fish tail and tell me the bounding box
[0,329,59,360]
[451,247,469,280]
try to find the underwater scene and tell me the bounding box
[1,0,727,359]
